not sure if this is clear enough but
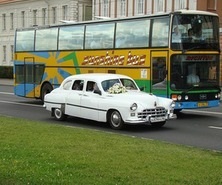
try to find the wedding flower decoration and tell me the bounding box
[108,83,127,94]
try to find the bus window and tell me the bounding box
[16,30,35,51]
[35,28,58,51]
[171,14,220,51]
[59,25,84,50]
[152,57,167,89]
[151,17,169,47]
[115,19,150,48]
[85,23,115,49]
[15,65,25,83]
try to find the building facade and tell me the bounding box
[0,0,92,66]
[93,0,221,22]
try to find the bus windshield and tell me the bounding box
[170,55,219,90]
[171,14,219,51]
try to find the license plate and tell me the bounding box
[150,117,166,123]
[197,102,208,107]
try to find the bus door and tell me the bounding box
[24,58,37,98]
[151,51,168,98]
[15,57,36,98]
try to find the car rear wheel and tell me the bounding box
[53,108,67,121]
[150,121,166,128]
[108,110,124,130]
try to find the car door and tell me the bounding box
[80,81,100,121]
[65,79,84,117]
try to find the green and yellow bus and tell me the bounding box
[14,10,221,112]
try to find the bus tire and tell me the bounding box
[107,110,124,130]
[41,83,53,101]
[174,109,182,114]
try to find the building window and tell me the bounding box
[179,0,186,9]
[3,46,6,61]
[11,45,13,60]
[137,0,144,14]
[10,13,14,30]
[155,0,164,12]
[2,14,6,30]
[52,7,57,24]
[42,8,47,25]
[103,0,109,17]
[120,0,126,17]
[21,11,25,27]
[33,10,37,26]
[207,0,217,10]
[62,5,68,20]
[175,0,186,10]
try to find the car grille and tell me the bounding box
[138,107,167,119]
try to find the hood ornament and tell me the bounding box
[154,101,157,107]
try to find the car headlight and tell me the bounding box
[170,101,176,108]
[130,103,138,111]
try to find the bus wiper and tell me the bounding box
[182,46,201,53]
[182,84,199,94]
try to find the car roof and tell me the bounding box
[66,73,132,82]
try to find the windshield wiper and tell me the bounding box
[182,46,201,53]
[182,84,199,94]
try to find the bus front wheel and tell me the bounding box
[41,83,53,101]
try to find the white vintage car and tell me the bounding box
[44,73,175,129]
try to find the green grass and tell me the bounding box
[0,116,222,185]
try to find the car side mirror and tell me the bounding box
[140,87,145,91]
[94,89,102,95]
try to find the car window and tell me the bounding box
[86,81,96,92]
[72,80,84,91]
[120,78,138,90]
[101,79,120,91]
[63,80,72,90]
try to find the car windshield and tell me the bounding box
[171,14,220,51]
[170,55,220,91]
[101,78,138,91]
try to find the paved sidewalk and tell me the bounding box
[0,78,14,86]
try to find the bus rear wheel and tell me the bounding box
[41,83,53,101]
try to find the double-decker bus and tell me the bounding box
[14,10,221,113]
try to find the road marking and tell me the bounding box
[0,92,14,95]
[0,100,43,108]
[209,126,222,130]
[184,109,222,115]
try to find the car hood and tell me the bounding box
[106,91,170,107]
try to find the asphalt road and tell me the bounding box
[1,84,222,151]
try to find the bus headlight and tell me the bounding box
[177,95,182,101]
[130,103,138,111]
[216,93,221,99]
[185,95,189,100]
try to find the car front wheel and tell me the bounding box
[53,108,67,121]
[108,110,124,130]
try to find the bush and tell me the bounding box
[0,66,13,79]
